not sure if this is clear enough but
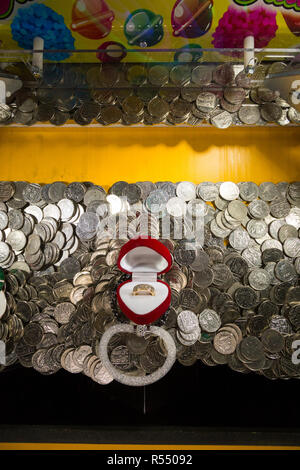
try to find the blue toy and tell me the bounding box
[11,4,75,61]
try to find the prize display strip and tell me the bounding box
[0,61,300,127]
[0,180,299,384]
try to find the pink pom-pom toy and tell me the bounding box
[212,5,278,55]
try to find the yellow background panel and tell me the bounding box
[0,127,299,187]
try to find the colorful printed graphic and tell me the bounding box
[282,9,300,34]
[0,1,299,62]
[0,0,33,20]
[234,1,300,13]
[171,0,213,38]
[71,0,115,40]
[124,9,164,47]
[96,40,126,61]
[213,5,278,51]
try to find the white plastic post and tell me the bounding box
[32,36,44,73]
[244,35,255,71]
[0,80,6,104]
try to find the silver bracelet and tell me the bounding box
[98,323,176,386]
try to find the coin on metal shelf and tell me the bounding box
[147,97,169,120]
[181,84,201,103]
[191,66,212,86]
[210,110,232,129]
[169,99,191,118]
[224,87,246,105]
[159,85,180,103]
[196,92,217,113]
[176,182,196,202]
[288,107,300,124]
[219,182,239,201]
[148,65,169,86]
[170,65,190,86]
[127,65,147,86]
[213,63,235,86]
[50,110,69,126]
[238,105,260,125]
[261,103,282,122]
[122,96,144,116]
[220,98,242,114]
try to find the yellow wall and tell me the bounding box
[0,127,299,187]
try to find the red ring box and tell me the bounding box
[117,237,172,325]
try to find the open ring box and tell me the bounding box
[117,237,172,325]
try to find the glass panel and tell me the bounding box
[0,48,299,127]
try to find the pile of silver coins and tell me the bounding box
[0,61,300,127]
[0,179,300,383]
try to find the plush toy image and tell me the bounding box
[212,4,278,53]
[11,3,75,60]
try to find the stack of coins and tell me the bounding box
[0,269,39,369]
[176,310,201,346]
[1,62,299,128]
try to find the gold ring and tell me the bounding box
[132,284,155,296]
